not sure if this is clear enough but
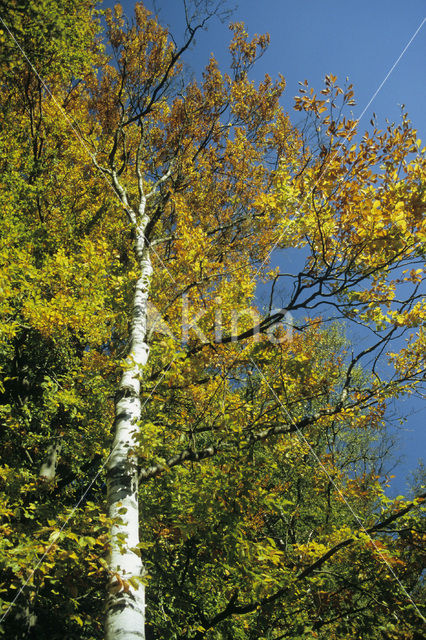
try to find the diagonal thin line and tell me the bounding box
[0,15,178,287]
[254,15,426,279]
[2,5,424,628]
[248,14,426,611]
[356,16,426,124]
[0,356,179,624]
[250,357,425,622]
[0,10,183,622]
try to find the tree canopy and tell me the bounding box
[0,2,425,639]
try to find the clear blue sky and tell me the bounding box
[113,1,425,494]
[137,0,426,141]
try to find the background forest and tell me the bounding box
[0,1,425,639]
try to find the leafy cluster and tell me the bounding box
[0,2,425,639]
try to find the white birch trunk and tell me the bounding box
[39,440,61,481]
[19,439,62,634]
[105,224,152,640]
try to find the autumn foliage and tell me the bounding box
[0,2,425,639]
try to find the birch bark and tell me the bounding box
[39,440,62,481]
[105,221,152,640]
